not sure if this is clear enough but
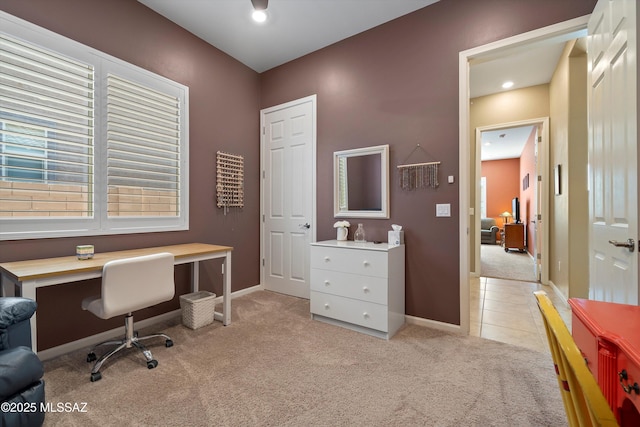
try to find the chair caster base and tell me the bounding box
[165,339,173,348]
[87,352,97,363]
[147,359,158,369]
[90,372,102,382]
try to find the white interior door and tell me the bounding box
[261,95,316,299]
[588,0,638,304]
[533,126,541,281]
[534,123,550,283]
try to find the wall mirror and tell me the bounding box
[334,144,389,219]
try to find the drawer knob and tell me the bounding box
[363,286,369,293]
[324,280,330,286]
[363,312,369,319]
[324,256,330,262]
[619,369,640,394]
[324,303,330,309]
[363,260,370,266]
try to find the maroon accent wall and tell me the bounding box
[0,0,260,349]
[259,0,596,323]
[0,0,597,347]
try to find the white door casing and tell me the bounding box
[588,0,638,304]
[535,122,549,284]
[260,95,317,299]
[459,16,589,335]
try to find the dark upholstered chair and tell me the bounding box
[480,218,499,244]
[0,297,45,427]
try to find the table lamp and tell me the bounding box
[499,211,512,226]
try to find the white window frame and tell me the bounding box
[480,176,487,219]
[0,11,189,240]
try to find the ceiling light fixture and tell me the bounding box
[252,10,267,22]
[502,81,514,89]
[251,0,268,23]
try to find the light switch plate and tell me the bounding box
[436,203,451,217]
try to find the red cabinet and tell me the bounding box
[569,298,640,425]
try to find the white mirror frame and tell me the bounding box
[333,144,389,219]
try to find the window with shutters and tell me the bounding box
[0,12,189,240]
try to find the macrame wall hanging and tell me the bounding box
[397,144,440,190]
[216,151,244,215]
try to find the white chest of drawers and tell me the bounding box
[310,240,405,339]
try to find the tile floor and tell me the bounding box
[470,276,572,354]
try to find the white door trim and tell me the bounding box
[458,15,589,334]
[259,94,318,290]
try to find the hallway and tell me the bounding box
[470,276,571,353]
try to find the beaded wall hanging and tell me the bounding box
[397,144,440,190]
[216,151,244,214]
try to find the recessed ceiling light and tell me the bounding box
[252,10,267,23]
[502,81,514,89]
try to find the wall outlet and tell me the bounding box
[436,203,451,217]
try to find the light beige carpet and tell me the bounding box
[42,290,566,426]
[481,243,536,282]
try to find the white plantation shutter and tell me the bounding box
[0,11,188,240]
[107,75,180,217]
[0,33,94,217]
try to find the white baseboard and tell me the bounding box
[545,280,569,307]
[231,283,264,297]
[404,314,462,334]
[38,284,264,361]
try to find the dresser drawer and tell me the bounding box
[571,311,599,378]
[311,291,388,332]
[310,268,388,305]
[310,246,387,277]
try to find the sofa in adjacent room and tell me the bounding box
[481,218,499,244]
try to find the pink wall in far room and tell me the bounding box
[520,128,538,254]
[481,159,520,227]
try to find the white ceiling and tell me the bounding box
[138,0,440,73]
[138,0,585,160]
[481,126,535,161]
[470,30,586,98]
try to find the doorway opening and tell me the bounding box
[458,16,589,334]
[476,121,544,283]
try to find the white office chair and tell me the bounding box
[81,252,176,382]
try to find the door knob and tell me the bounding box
[299,223,310,229]
[609,239,635,253]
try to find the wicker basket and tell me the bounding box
[179,291,216,330]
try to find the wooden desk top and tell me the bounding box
[0,243,233,282]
